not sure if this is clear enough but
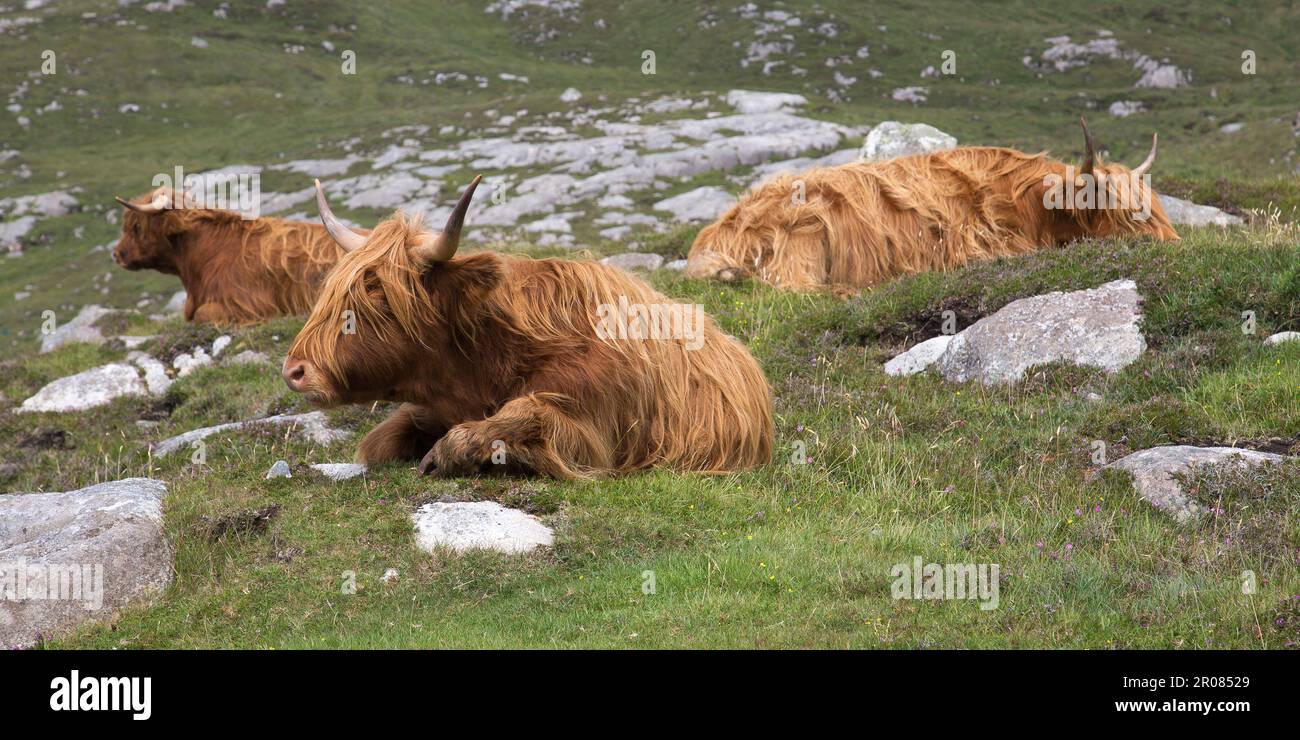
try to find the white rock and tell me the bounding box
[664,259,688,271]
[1108,100,1146,118]
[883,335,955,376]
[934,279,1145,385]
[0,478,171,650]
[724,89,807,114]
[653,186,735,222]
[211,335,232,357]
[266,460,292,479]
[310,463,367,481]
[1106,446,1289,522]
[412,501,553,555]
[1264,331,1300,346]
[17,363,148,413]
[173,347,212,377]
[560,87,582,103]
[861,121,955,160]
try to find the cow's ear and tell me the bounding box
[424,251,502,305]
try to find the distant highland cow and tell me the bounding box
[113,187,357,324]
[282,177,774,479]
[687,118,1179,293]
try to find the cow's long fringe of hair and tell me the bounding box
[686,147,1178,292]
[124,204,344,322]
[293,212,774,476]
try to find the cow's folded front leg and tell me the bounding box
[418,393,613,480]
[358,403,448,465]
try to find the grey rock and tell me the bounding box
[310,463,367,481]
[0,478,171,650]
[883,335,955,376]
[163,290,187,314]
[40,304,115,353]
[664,259,688,271]
[1106,446,1288,522]
[412,501,553,555]
[153,411,350,457]
[934,279,1145,385]
[1157,194,1242,227]
[17,363,148,413]
[601,253,664,272]
[861,121,955,160]
[653,187,735,222]
[265,460,292,479]
[1108,100,1146,118]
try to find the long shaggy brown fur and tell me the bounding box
[113,188,348,324]
[687,146,1179,293]
[286,213,774,479]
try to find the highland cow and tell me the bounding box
[282,177,774,479]
[113,187,358,324]
[687,118,1180,293]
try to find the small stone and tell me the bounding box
[266,460,292,479]
[211,335,232,357]
[381,568,399,583]
[560,87,582,103]
[310,463,367,481]
[1263,331,1299,346]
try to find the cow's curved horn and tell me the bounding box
[116,191,171,214]
[314,179,366,252]
[415,175,482,263]
[1131,133,1158,177]
[1079,116,1097,174]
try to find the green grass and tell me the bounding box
[0,225,1292,649]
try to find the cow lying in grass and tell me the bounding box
[686,118,1180,293]
[113,187,356,324]
[282,177,774,479]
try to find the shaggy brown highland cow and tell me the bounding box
[282,177,774,479]
[113,187,356,324]
[687,118,1180,293]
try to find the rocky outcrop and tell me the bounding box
[0,478,171,649]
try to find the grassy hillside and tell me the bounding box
[0,1,1297,648]
[0,226,1295,648]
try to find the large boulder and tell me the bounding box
[1156,194,1242,227]
[412,501,554,555]
[860,121,956,160]
[0,478,171,649]
[1105,446,1289,522]
[934,279,1145,385]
